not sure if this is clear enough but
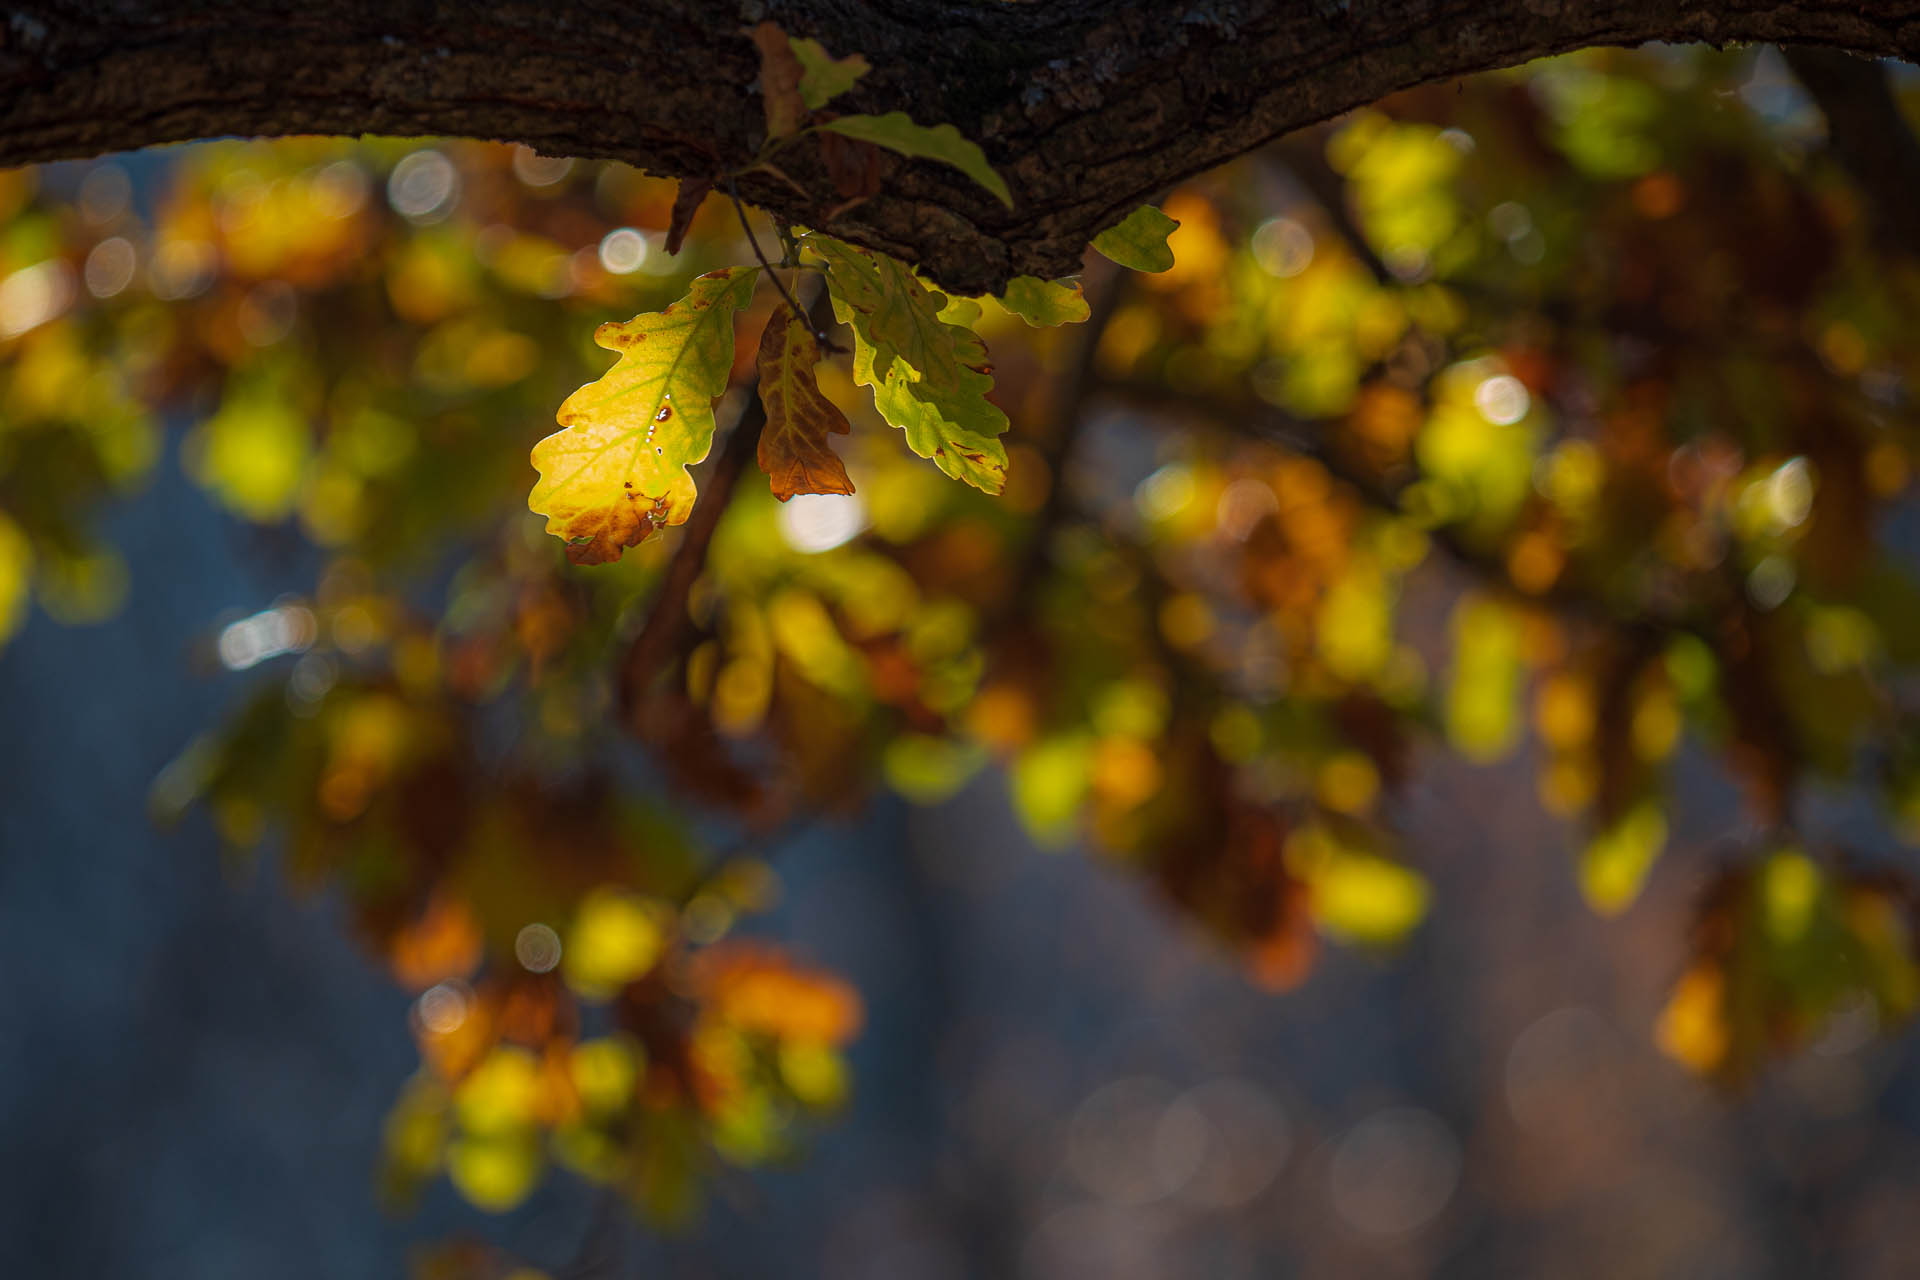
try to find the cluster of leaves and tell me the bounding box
[12,35,1920,1237]
[526,23,1149,564]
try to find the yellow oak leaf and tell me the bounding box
[529,268,756,564]
[755,302,854,502]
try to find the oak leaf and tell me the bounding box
[1092,204,1180,272]
[808,233,961,389]
[755,302,854,501]
[529,268,756,564]
[790,37,870,108]
[851,312,1008,494]
[817,113,1012,207]
[749,22,807,140]
[998,276,1090,327]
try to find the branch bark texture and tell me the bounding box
[5,2,1920,293]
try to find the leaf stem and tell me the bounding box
[726,172,810,330]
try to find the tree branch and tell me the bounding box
[1783,47,1920,261]
[8,3,1920,293]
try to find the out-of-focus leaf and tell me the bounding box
[565,888,671,999]
[749,22,807,139]
[1012,733,1093,846]
[187,376,311,522]
[1445,595,1523,763]
[528,268,756,564]
[0,513,29,647]
[789,36,869,109]
[1579,799,1667,915]
[447,1133,542,1213]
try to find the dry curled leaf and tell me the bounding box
[750,22,807,140]
[817,127,886,201]
[755,302,854,502]
[665,177,714,256]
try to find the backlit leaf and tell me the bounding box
[0,512,31,648]
[816,113,1012,207]
[1091,204,1180,272]
[847,310,1009,494]
[811,234,1010,489]
[809,233,961,390]
[755,302,854,502]
[936,294,984,327]
[790,37,869,109]
[529,268,756,564]
[997,276,1090,327]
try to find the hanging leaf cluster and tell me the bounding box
[527,22,1175,562]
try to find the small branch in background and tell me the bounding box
[1784,47,1920,260]
[1269,133,1395,285]
[616,384,767,726]
[1002,260,1127,619]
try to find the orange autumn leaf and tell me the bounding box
[389,895,483,991]
[696,944,864,1044]
[755,302,854,502]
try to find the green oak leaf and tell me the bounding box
[529,267,757,563]
[936,294,984,327]
[998,276,1090,327]
[1092,205,1180,273]
[848,313,1009,495]
[809,233,962,391]
[790,37,870,109]
[816,113,1013,207]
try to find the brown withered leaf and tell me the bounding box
[755,302,854,501]
[749,22,806,140]
[818,127,886,201]
[664,177,714,256]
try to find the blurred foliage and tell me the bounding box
[9,43,1920,1244]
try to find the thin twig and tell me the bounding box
[726,172,809,326]
[1004,259,1126,618]
[1784,47,1920,262]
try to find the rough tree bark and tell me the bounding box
[2,2,1916,293]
